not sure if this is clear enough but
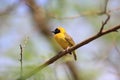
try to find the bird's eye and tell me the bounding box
[54,28,60,34]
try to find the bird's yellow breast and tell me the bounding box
[54,33,70,49]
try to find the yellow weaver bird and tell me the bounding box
[52,27,77,61]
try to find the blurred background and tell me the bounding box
[0,0,120,80]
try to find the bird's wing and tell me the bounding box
[64,32,75,46]
[65,32,77,61]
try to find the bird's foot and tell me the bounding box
[66,47,72,54]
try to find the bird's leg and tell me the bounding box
[66,47,72,54]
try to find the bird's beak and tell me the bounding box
[51,31,55,33]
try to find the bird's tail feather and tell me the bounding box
[72,51,77,61]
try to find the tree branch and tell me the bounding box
[19,44,23,79]
[17,20,120,80]
[98,13,110,34]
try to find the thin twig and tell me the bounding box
[98,0,109,15]
[19,44,23,79]
[49,7,120,20]
[99,13,110,34]
[17,17,120,80]
[103,0,109,13]
[0,1,21,16]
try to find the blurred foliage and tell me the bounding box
[0,0,120,80]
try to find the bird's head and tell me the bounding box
[52,27,66,34]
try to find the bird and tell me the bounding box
[52,26,77,61]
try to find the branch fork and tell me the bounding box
[98,13,110,34]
